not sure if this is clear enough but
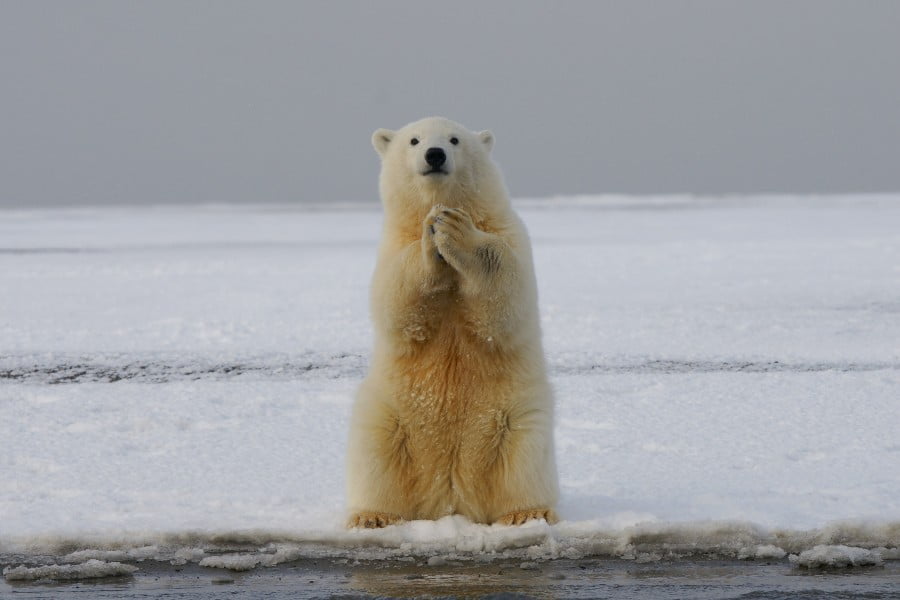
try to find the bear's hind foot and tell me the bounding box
[495,508,558,526]
[347,511,403,529]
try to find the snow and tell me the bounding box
[1,195,899,569]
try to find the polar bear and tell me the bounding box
[346,117,558,528]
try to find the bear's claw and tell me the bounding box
[495,508,558,526]
[347,511,403,529]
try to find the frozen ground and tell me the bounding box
[1,196,899,579]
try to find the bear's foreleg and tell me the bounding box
[370,229,456,344]
[427,206,526,343]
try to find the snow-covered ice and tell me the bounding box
[1,195,899,570]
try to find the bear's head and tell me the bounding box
[372,117,505,222]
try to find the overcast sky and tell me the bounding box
[2,1,899,208]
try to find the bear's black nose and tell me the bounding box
[425,147,446,168]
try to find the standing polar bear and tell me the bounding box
[347,117,558,528]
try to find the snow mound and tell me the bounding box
[3,559,137,581]
[339,514,555,557]
[789,545,884,569]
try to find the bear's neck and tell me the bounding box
[384,187,511,240]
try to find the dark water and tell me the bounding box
[3,559,898,599]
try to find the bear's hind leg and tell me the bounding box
[346,390,418,528]
[480,403,559,526]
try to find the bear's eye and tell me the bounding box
[410,138,419,146]
[450,137,459,145]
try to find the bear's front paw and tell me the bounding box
[347,511,403,529]
[427,206,483,268]
[495,508,558,526]
[421,206,451,268]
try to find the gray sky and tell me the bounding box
[2,1,899,208]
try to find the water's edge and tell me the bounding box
[2,557,899,600]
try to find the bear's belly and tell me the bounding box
[391,325,517,428]
[388,327,521,519]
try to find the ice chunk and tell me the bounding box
[4,559,137,581]
[64,545,158,563]
[789,545,883,568]
[198,554,263,571]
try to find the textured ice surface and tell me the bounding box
[1,196,899,565]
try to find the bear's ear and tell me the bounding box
[372,129,394,156]
[478,130,494,152]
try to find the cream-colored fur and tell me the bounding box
[347,117,558,528]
